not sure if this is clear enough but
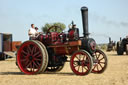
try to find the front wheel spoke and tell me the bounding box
[78,66,80,72]
[79,55,81,60]
[83,55,86,61]
[100,62,105,64]
[94,53,100,59]
[83,66,88,71]
[75,56,80,61]
[97,53,101,59]
[86,63,90,69]
[97,65,99,71]
[93,65,97,70]
[73,62,78,66]
[82,66,84,73]
[99,57,104,61]
[99,63,103,69]
[94,53,98,58]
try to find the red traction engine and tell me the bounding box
[16,7,108,75]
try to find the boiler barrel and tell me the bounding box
[81,6,89,38]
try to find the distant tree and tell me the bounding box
[42,22,66,33]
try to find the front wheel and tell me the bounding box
[70,50,93,76]
[92,49,108,73]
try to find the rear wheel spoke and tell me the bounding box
[27,45,32,53]
[20,58,27,62]
[31,46,36,55]
[36,61,40,66]
[33,51,40,57]
[34,58,41,61]
[21,50,28,55]
[33,61,38,68]
[26,61,31,68]
[35,54,42,58]
[30,62,33,72]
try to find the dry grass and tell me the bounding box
[0,51,128,85]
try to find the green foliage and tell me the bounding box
[97,44,107,50]
[101,44,107,50]
[42,22,66,33]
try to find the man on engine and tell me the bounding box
[68,21,79,40]
[28,24,38,40]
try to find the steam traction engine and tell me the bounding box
[16,7,108,75]
[117,37,128,55]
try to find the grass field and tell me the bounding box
[0,51,128,85]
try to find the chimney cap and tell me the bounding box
[81,6,88,11]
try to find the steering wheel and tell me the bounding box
[46,26,62,35]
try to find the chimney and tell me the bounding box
[109,37,111,43]
[81,6,89,38]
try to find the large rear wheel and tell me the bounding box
[70,50,93,76]
[35,40,49,73]
[17,40,48,74]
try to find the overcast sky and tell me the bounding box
[0,0,128,43]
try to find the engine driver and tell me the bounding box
[28,24,39,40]
[68,22,79,40]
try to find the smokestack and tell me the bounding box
[109,37,111,43]
[120,37,122,41]
[81,6,89,38]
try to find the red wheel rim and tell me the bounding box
[70,51,92,75]
[92,50,107,73]
[17,41,43,74]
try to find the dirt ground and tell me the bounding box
[0,51,128,85]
